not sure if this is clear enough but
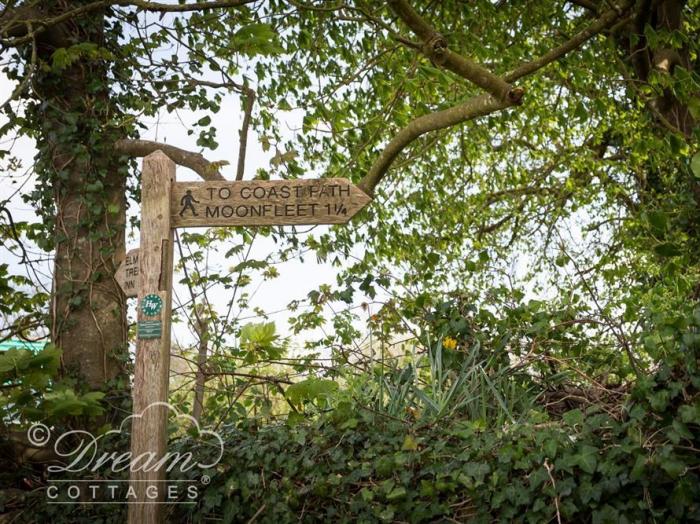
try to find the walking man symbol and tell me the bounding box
[179,190,199,217]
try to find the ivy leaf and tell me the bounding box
[647,211,668,234]
[573,445,598,474]
[691,152,700,179]
[563,409,584,426]
[654,242,682,257]
[386,486,407,501]
[661,458,686,478]
[285,378,338,408]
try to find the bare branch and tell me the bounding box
[114,139,226,181]
[184,77,247,93]
[0,23,36,112]
[0,4,42,39]
[1,0,255,46]
[287,0,345,12]
[236,88,255,181]
[117,0,256,12]
[204,370,293,385]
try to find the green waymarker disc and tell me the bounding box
[140,294,163,317]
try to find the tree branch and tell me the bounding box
[236,88,255,181]
[1,0,255,46]
[0,23,36,112]
[387,0,519,103]
[359,0,633,196]
[568,0,599,12]
[184,77,247,93]
[114,139,226,181]
[204,370,293,385]
[358,94,512,195]
[116,0,256,12]
[505,0,634,82]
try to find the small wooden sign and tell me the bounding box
[116,248,139,298]
[171,178,371,228]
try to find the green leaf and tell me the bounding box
[573,445,598,474]
[678,404,699,424]
[671,419,694,440]
[544,439,558,459]
[286,411,305,427]
[661,457,686,478]
[285,378,338,407]
[647,211,669,233]
[654,242,682,257]
[631,455,647,480]
[232,23,283,56]
[386,486,406,501]
[691,152,700,179]
[426,252,439,266]
[563,409,583,426]
[401,434,419,451]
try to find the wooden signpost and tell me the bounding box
[171,178,370,228]
[129,152,174,524]
[128,152,370,523]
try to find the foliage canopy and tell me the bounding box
[1,0,699,521]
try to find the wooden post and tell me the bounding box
[129,151,175,524]
[121,151,370,521]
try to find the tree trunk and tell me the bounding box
[621,0,694,136]
[30,2,128,389]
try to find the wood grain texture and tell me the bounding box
[128,151,174,524]
[171,178,371,228]
[115,248,139,298]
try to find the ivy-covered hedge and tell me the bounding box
[16,332,700,524]
[192,413,697,521]
[183,339,698,523]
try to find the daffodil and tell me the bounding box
[442,336,457,350]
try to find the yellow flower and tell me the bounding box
[442,336,457,350]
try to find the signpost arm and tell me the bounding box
[129,151,175,524]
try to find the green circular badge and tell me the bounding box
[140,294,163,317]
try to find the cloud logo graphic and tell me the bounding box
[46,402,224,474]
[108,402,225,469]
